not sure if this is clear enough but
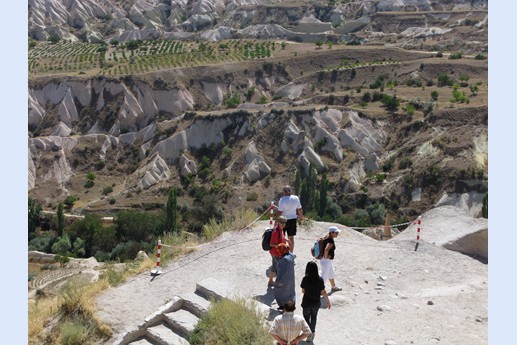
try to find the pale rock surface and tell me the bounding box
[392,205,487,260]
[95,212,487,345]
[131,152,171,190]
[179,155,198,177]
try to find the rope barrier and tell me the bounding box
[150,204,425,275]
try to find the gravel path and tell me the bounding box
[95,213,487,344]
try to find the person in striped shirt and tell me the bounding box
[269,301,311,345]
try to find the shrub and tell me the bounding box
[431,90,439,100]
[64,195,78,209]
[398,157,413,169]
[246,192,259,201]
[475,54,486,60]
[102,186,113,195]
[84,180,95,188]
[190,298,271,345]
[448,52,463,59]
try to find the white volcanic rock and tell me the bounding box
[179,155,197,177]
[150,131,188,163]
[244,142,271,182]
[238,24,291,38]
[377,0,433,12]
[342,111,386,155]
[28,150,37,190]
[400,27,451,37]
[392,205,488,260]
[273,83,306,100]
[28,89,45,127]
[435,192,485,217]
[29,136,77,190]
[317,108,343,132]
[132,152,171,190]
[200,26,235,41]
[300,146,325,172]
[119,123,156,146]
[51,122,72,137]
[150,89,194,116]
[314,127,343,162]
[202,82,228,105]
[190,0,226,15]
[292,15,332,33]
[128,0,168,29]
[349,160,366,186]
[116,28,162,42]
[182,14,215,32]
[118,86,145,129]
[186,117,232,149]
[58,89,80,127]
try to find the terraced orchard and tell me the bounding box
[29,39,277,77]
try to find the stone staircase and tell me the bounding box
[109,277,278,345]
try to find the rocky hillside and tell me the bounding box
[29,0,487,53]
[28,0,488,225]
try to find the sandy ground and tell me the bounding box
[95,214,487,345]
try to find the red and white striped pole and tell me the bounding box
[414,216,422,251]
[270,201,274,228]
[151,239,162,275]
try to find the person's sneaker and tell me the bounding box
[307,333,315,342]
[268,281,275,288]
[331,286,343,292]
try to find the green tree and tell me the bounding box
[57,202,64,237]
[115,210,164,242]
[294,170,301,196]
[28,197,42,238]
[327,41,334,49]
[72,237,86,257]
[315,41,323,49]
[166,188,179,234]
[431,90,439,101]
[381,94,400,112]
[318,175,329,217]
[52,235,71,255]
[482,193,488,218]
[48,33,60,44]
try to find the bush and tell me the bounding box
[102,186,113,195]
[190,298,271,345]
[246,192,259,201]
[448,52,463,59]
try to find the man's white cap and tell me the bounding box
[329,226,341,233]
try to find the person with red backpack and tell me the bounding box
[268,216,288,288]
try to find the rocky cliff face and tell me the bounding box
[29,0,487,52]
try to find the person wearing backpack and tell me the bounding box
[268,216,288,288]
[321,226,343,293]
[300,261,331,342]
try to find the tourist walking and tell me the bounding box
[269,300,311,345]
[277,185,303,254]
[274,242,296,311]
[320,226,343,293]
[300,261,331,342]
[268,216,288,288]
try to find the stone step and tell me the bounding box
[178,292,211,318]
[146,322,190,345]
[195,277,237,300]
[127,337,154,345]
[164,309,200,339]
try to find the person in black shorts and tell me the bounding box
[277,185,303,255]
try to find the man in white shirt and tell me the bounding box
[277,185,303,255]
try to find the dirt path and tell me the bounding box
[95,219,487,344]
